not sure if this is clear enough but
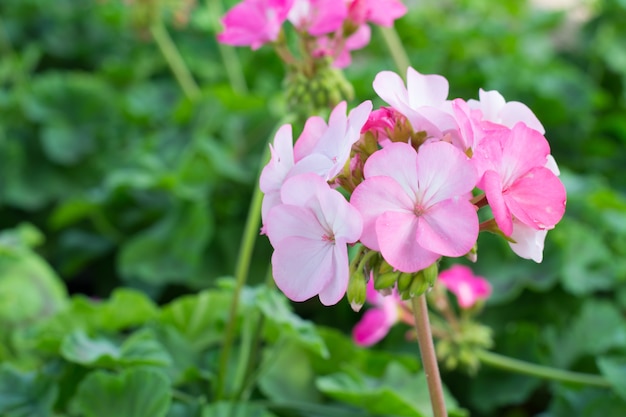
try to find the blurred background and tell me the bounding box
[1,0,626,415]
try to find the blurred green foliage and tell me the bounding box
[1,0,626,415]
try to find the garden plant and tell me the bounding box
[1,0,626,416]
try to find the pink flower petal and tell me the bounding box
[482,169,513,236]
[508,220,547,263]
[351,176,414,250]
[376,210,440,272]
[417,198,478,257]
[352,308,393,346]
[271,236,333,301]
[406,67,449,108]
[318,244,351,305]
[438,265,492,308]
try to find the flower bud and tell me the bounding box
[347,270,367,312]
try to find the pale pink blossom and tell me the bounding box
[265,174,362,305]
[473,123,566,236]
[325,24,371,68]
[260,100,372,225]
[438,265,492,308]
[468,89,545,134]
[353,279,405,346]
[508,219,548,263]
[372,67,458,141]
[217,0,294,50]
[288,0,347,36]
[351,141,479,273]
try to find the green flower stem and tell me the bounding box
[411,294,448,417]
[207,0,248,94]
[476,349,611,388]
[214,117,293,400]
[377,26,411,78]
[150,21,201,101]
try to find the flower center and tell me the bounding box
[414,203,426,216]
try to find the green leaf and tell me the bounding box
[598,356,626,401]
[118,200,213,286]
[0,238,68,327]
[0,364,58,417]
[255,288,329,358]
[159,289,232,351]
[258,340,321,404]
[73,368,171,417]
[317,362,465,417]
[201,402,278,417]
[60,328,171,368]
[545,300,626,368]
[545,385,626,417]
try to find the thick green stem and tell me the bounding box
[476,349,611,388]
[411,294,448,417]
[150,22,201,101]
[377,26,411,77]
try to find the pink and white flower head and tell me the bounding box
[265,173,363,305]
[373,67,458,141]
[217,0,294,50]
[438,265,492,309]
[351,141,479,273]
[473,123,566,236]
[259,100,372,225]
[468,89,545,134]
[352,278,406,346]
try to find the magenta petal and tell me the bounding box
[482,169,512,236]
[438,265,492,308]
[418,198,478,257]
[351,176,414,250]
[271,236,333,302]
[500,123,550,186]
[352,308,393,346]
[376,211,440,273]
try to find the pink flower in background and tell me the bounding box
[473,123,566,236]
[288,0,347,35]
[265,174,362,305]
[348,0,408,27]
[217,0,294,49]
[353,279,408,346]
[322,24,371,68]
[438,265,492,308]
[351,141,479,273]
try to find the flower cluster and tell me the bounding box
[217,0,406,68]
[260,66,566,306]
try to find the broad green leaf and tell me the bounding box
[73,368,171,417]
[201,402,278,417]
[159,289,232,351]
[118,200,212,286]
[545,300,626,368]
[60,328,171,368]
[317,362,466,417]
[598,356,626,401]
[544,385,626,417]
[0,237,68,327]
[258,340,321,403]
[255,288,329,358]
[0,364,58,417]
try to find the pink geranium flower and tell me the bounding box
[473,123,566,236]
[265,173,363,305]
[468,89,545,134]
[217,0,294,50]
[288,0,347,36]
[348,0,407,27]
[259,100,371,226]
[438,265,492,308]
[373,67,458,141]
[351,141,479,273]
[353,279,409,346]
